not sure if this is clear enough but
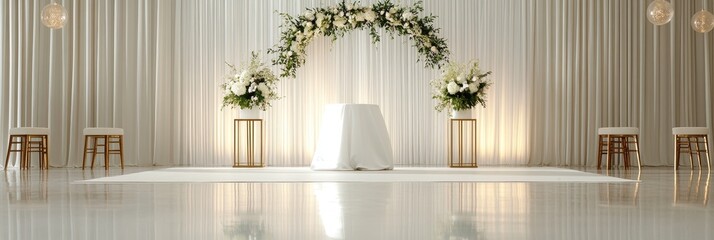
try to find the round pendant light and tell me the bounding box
[41,2,67,29]
[692,9,714,33]
[647,0,674,26]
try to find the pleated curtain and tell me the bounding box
[1,0,712,167]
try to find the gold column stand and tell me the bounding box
[234,119,265,168]
[448,119,477,168]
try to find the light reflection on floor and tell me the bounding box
[0,167,711,239]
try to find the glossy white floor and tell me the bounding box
[0,166,711,240]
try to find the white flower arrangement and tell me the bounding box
[268,0,450,78]
[221,53,281,110]
[431,60,492,111]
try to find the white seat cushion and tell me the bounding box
[83,128,124,136]
[598,127,639,135]
[672,127,709,135]
[9,127,50,135]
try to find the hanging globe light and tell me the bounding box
[691,9,714,33]
[647,0,674,26]
[41,2,67,29]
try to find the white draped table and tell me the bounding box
[311,104,394,170]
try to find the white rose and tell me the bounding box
[239,70,248,82]
[456,74,467,83]
[334,17,347,28]
[468,82,478,93]
[257,83,270,94]
[287,51,293,56]
[446,82,460,95]
[231,83,246,96]
[364,10,377,22]
[471,76,477,82]
[355,12,365,22]
[248,82,257,93]
[316,13,325,27]
[461,83,469,92]
[303,21,313,30]
[304,10,315,20]
[431,46,438,53]
[402,12,413,20]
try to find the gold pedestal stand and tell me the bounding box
[234,119,264,168]
[448,119,477,168]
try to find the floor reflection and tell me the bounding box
[4,169,48,204]
[674,170,710,207]
[0,168,713,239]
[599,169,640,206]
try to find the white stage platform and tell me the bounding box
[76,167,636,184]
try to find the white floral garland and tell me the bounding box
[269,0,450,78]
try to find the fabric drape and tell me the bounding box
[1,0,712,167]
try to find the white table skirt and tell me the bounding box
[311,104,394,170]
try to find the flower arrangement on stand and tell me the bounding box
[431,60,492,118]
[268,0,450,78]
[221,53,281,119]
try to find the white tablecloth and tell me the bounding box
[311,104,394,170]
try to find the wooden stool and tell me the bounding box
[4,127,49,170]
[82,128,124,170]
[597,127,641,170]
[673,127,711,171]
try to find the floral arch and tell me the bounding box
[268,0,450,78]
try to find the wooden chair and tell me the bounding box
[4,127,49,170]
[673,127,711,171]
[82,128,124,170]
[597,127,641,170]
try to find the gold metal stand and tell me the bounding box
[448,119,477,168]
[234,119,265,168]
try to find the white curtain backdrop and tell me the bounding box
[1,0,712,167]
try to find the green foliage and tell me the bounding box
[268,0,450,78]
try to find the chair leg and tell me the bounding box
[693,136,702,169]
[634,135,642,170]
[605,135,612,170]
[704,136,711,171]
[42,135,49,169]
[22,136,28,170]
[623,136,631,169]
[597,135,603,169]
[119,135,124,170]
[5,136,12,169]
[674,135,679,171]
[104,135,109,170]
[82,135,89,170]
[687,137,695,168]
[44,135,49,169]
[91,136,97,169]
